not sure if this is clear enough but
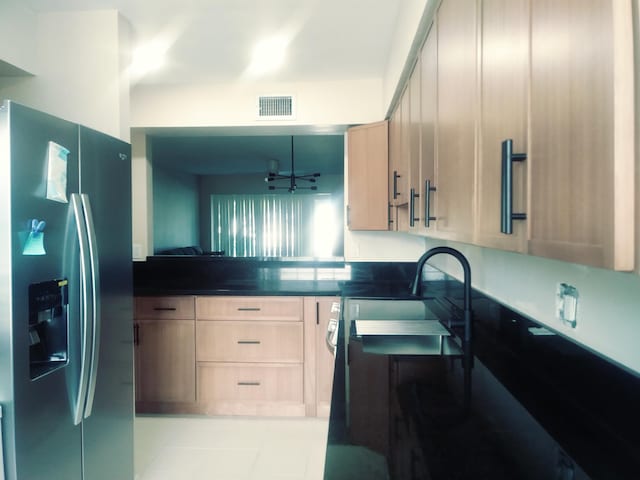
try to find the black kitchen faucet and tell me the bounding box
[411,246,474,409]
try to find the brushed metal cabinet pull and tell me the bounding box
[424,179,437,228]
[153,307,177,311]
[409,188,420,227]
[237,381,260,386]
[393,170,401,199]
[237,340,261,345]
[237,307,260,311]
[501,139,527,234]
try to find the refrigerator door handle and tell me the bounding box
[80,194,101,418]
[71,194,93,426]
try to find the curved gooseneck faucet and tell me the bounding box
[410,246,473,409]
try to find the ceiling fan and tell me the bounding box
[265,136,320,193]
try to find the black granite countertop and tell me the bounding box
[133,256,418,297]
[325,278,640,480]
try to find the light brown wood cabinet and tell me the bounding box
[405,57,423,232]
[419,23,438,235]
[527,0,635,270]
[134,296,196,407]
[195,296,306,416]
[389,88,411,210]
[303,296,340,418]
[433,0,477,244]
[389,0,635,271]
[346,120,390,231]
[135,294,337,417]
[475,0,529,253]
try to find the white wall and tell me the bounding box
[0,0,38,74]
[131,78,384,128]
[382,0,430,111]
[0,10,131,140]
[131,130,153,260]
[153,166,200,252]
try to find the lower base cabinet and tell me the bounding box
[134,296,196,410]
[134,295,338,417]
[197,363,305,416]
[135,319,196,404]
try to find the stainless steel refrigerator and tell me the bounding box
[0,100,134,480]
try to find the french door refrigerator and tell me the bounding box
[0,100,134,480]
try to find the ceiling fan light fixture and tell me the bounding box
[266,137,321,193]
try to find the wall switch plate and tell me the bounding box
[556,283,579,328]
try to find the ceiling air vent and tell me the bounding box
[258,95,295,120]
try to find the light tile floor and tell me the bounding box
[134,415,329,480]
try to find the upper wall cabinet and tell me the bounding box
[347,120,390,231]
[475,0,529,253]
[397,0,635,271]
[406,56,423,232]
[389,86,411,214]
[432,0,477,244]
[419,23,438,235]
[527,0,635,270]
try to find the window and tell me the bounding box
[210,194,342,257]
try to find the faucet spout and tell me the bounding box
[411,246,474,410]
[411,246,472,313]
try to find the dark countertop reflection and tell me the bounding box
[327,279,640,480]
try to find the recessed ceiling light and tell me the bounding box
[248,35,289,76]
[130,39,170,79]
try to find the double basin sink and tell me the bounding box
[343,297,463,356]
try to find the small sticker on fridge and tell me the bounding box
[45,141,69,203]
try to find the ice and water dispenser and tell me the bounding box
[28,279,69,379]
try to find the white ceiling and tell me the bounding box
[24,0,401,85]
[23,0,403,175]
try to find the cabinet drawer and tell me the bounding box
[197,321,303,363]
[135,296,195,320]
[197,363,303,404]
[196,296,303,321]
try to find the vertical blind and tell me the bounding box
[211,194,338,257]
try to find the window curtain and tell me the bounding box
[211,194,319,257]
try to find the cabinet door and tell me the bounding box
[315,297,339,418]
[388,104,401,230]
[389,88,410,210]
[303,296,339,418]
[347,120,390,231]
[407,57,422,231]
[529,0,634,270]
[420,24,438,234]
[135,319,196,403]
[475,0,529,251]
[435,0,477,243]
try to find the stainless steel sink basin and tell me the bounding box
[343,297,462,356]
[343,297,439,321]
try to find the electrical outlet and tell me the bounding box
[556,283,579,328]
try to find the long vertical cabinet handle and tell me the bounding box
[500,139,527,234]
[80,194,101,418]
[70,194,93,426]
[424,180,437,228]
[134,324,140,346]
[393,170,401,199]
[409,188,420,227]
